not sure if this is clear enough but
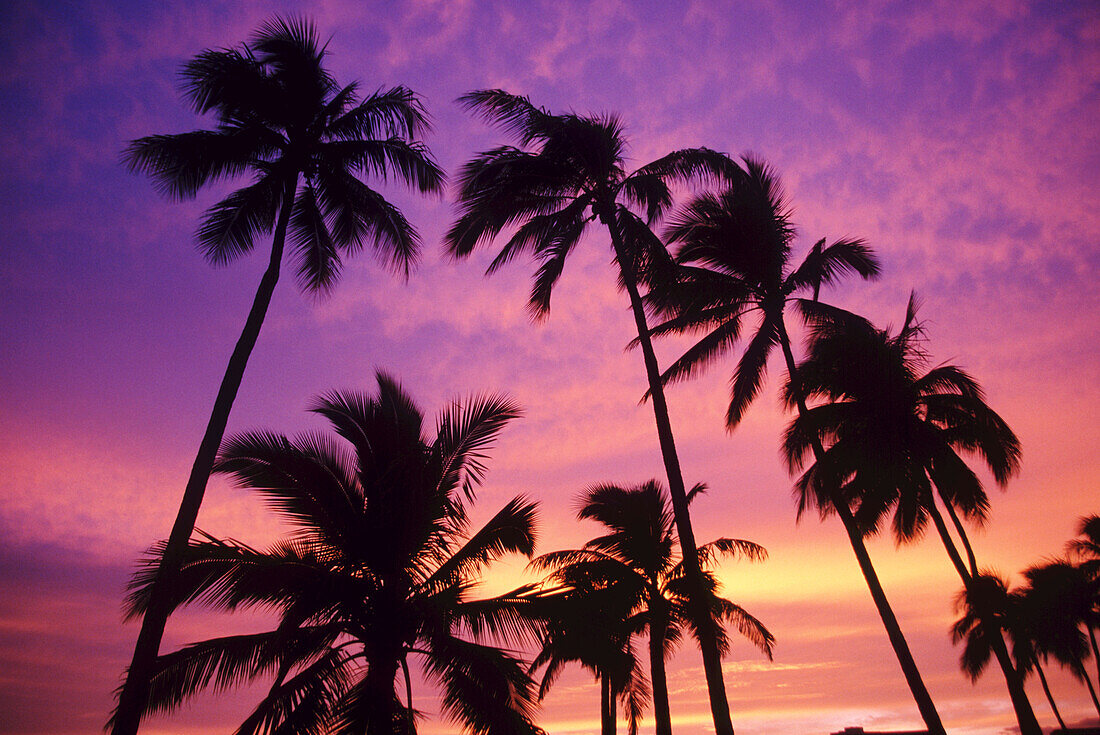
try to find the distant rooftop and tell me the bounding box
[830,729,928,735]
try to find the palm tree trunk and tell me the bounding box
[364,654,402,734]
[648,599,673,735]
[1080,660,1100,716]
[110,177,298,735]
[1090,626,1100,702]
[602,209,735,735]
[926,499,1041,734]
[776,322,946,735]
[401,655,415,735]
[943,501,979,577]
[601,673,616,735]
[1035,659,1067,730]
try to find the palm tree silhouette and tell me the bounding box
[1017,559,1100,715]
[952,573,1016,676]
[527,581,649,735]
[648,158,945,732]
[445,89,743,734]
[122,373,542,734]
[782,296,1039,732]
[114,17,444,732]
[1068,514,1100,688]
[1008,582,1069,730]
[531,481,773,735]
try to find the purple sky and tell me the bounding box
[2,1,1098,733]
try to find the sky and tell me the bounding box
[1,0,1098,733]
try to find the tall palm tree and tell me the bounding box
[114,17,444,732]
[649,158,945,732]
[120,373,543,735]
[781,296,1039,733]
[531,481,774,735]
[445,90,743,734]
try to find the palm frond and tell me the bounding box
[424,634,543,735]
[235,645,358,735]
[445,147,573,257]
[787,237,880,294]
[179,46,267,118]
[290,183,340,294]
[313,166,421,277]
[195,173,282,264]
[433,391,522,499]
[321,138,444,194]
[727,316,780,428]
[328,85,433,141]
[122,129,269,200]
[632,147,740,194]
[696,538,768,564]
[426,496,538,588]
[458,89,554,146]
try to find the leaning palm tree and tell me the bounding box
[649,158,944,732]
[781,297,1039,733]
[531,481,773,735]
[122,373,542,734]
[445,90,742,734]
[114,17,444,732]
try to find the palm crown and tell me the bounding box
[446,89,736,316]
[782,295,1021,540]
[125,16,443,291]
[124,374,543,735]
[650,156,880,427]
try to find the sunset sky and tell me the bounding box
[2,1,1098,733]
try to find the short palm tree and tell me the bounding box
[114,17,444,732]
[122,373,543,735]
[1017,559,1100,715]
[649,158,944,732]
[782,297,1039,733]
[952,572,1016,678]
[1068,514,1100,686]
[531,481,773,735]
[446,90,742,734]
[1008,583,1069,730]
[527,581,649,735]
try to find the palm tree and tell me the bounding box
[526,581,649,735]
[1008,584,1069,730]
[1068,514,1100,687]
[531,481,774,735]
[649,158,944,732]
[781,296,1039,733]
[1018,560,1100,715]
[114,17,444,732]
[952,572,1018,679]
[445,90,743,734]
[121,373,543,735]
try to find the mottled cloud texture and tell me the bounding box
[2,0,1098,733]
